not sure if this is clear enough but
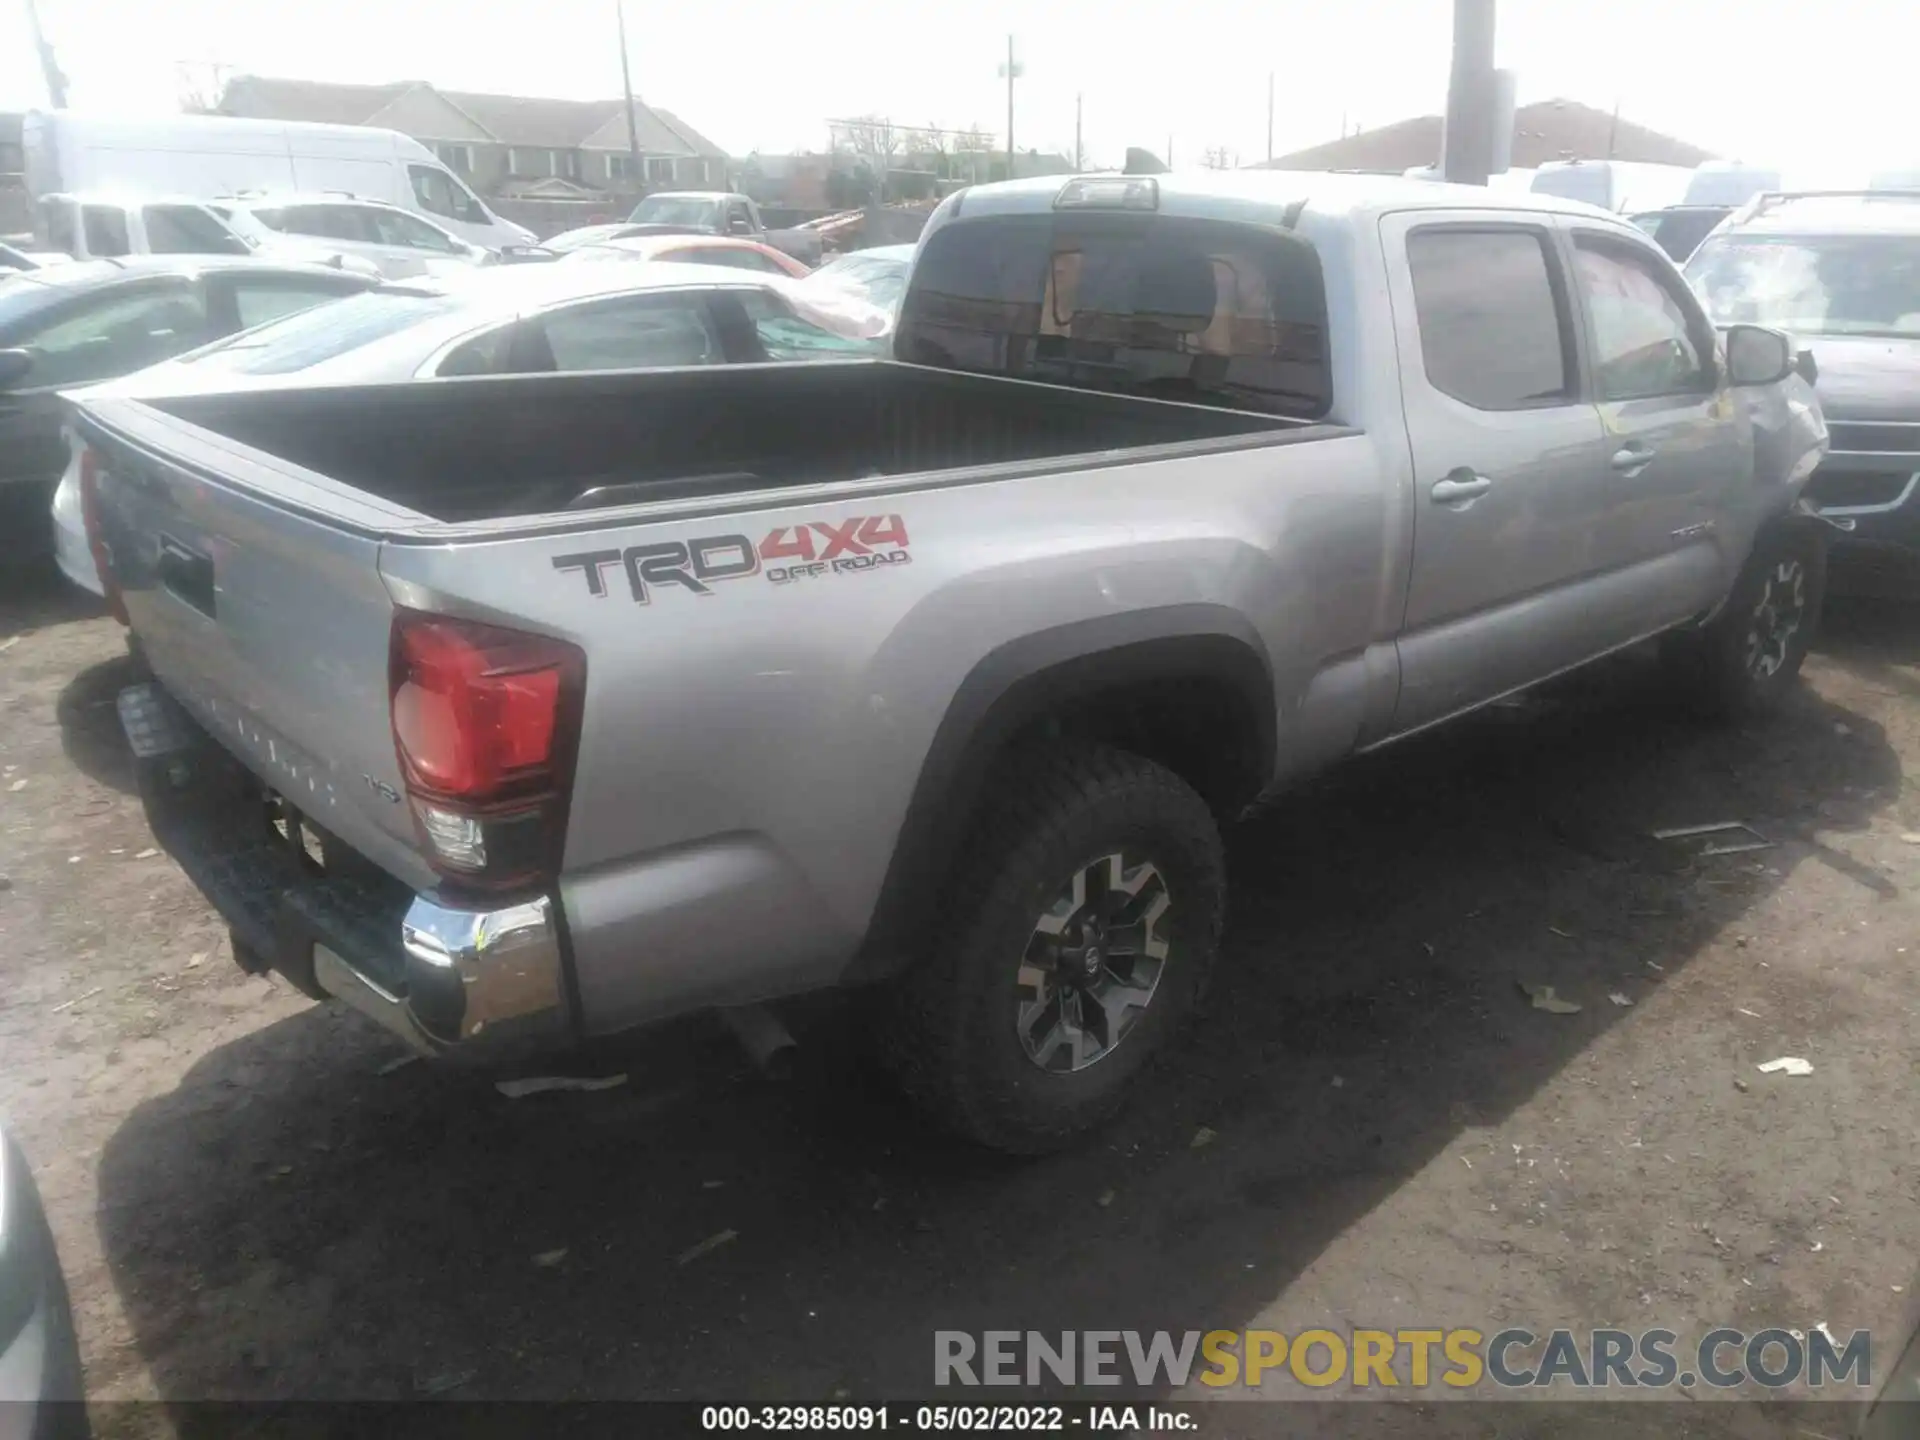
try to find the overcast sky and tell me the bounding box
[2,0,1914,179]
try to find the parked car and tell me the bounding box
[52,261,888,594]
[804,244,914,315]
[561,233,811,278]
[0,1125,87,1438]
[546,192,822,266]
[23,109,533,251]
[1530,159,1695,212]
[1,256,376,565]
[1685,190,1920,591]
[209,196,488,279]
[73,171,1825,1155]
[29,192,381,278]
[1631,205,1734,263]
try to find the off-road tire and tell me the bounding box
[881,742,1225,1153]
[1665,522,1827,722]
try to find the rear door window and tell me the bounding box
[143,204,248,255]
[895,212,1332,418]
[1406,227,1575,409]
[81,205,131,258]
[534,293,724,371]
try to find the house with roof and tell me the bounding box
[214,76,728,200]
[1253,98,1714,175]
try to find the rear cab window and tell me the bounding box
[894,211,1332,418]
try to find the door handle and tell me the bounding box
[1610,443,1655,475]
[1431,473,1492,504]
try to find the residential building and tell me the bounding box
[1253,98,1715,174]
[215,77,728,200]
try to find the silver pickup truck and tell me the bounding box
[72,172,1827,1152]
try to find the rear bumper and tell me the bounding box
[117,680,571,1061]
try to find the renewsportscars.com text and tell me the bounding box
[935,1326,1872,1390]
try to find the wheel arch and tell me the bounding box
[844,604,1274,984]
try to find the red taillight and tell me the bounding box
[389,609,585,890]
[77,446,129,626]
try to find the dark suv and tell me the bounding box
[1686,191,1920,591]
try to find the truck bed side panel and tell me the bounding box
[379,427,1397,1032]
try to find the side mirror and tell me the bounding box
[1725,324,1795,388]
[0,348,34,390]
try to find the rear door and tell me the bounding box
[1383,211,1612,731]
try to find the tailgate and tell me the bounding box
[74,395,435,892]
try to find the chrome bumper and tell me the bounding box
[118,680,570,1062]
[315,893,566,1057]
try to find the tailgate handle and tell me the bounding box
[157,535,216,618]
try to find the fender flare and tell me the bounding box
[843,604,1275,984]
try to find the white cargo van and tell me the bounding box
[22,111,534,251]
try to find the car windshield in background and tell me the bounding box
[181,289,464,374]
[811,253,910,312]
[628,197,721,227]
[895,213,1332,419]
[0,276,81,332]
[1686,235,1920,338]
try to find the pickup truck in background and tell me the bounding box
[73,172,1827,1153]
[541,191,825,267]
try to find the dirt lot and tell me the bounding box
[1,559,1916,1436]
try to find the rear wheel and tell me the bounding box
[882,743,1225,1153]
[1666,522,1827,721]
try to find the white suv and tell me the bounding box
[212,195,491,279]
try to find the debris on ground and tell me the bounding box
[185,951,206,969]
[377,1054,421,1076]
[1190,1125,1218,1149]
[7,779,25,792]
[0,637,17,654]
[132,848,157,859]
[1756,1057,1814,1077]
[701,1180,725,1190]
[1548,925,1574,939]
[1901,833,1920,845]
[1519,982,1582,1014]
[51,987,103,1013]
[1736,1007,1761,1018]
[1096,1190,1115,1208]
[1733,1078,1750,1093]
[495,1073,628,1099]
[1330,1075,1345,1088]
[532,1249,567,1268]
[414,1368,476,1395]
[1608,992,1634,1007]
[675,1229,738,1265]
[1652,821,1775,858]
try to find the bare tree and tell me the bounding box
[176,60,232,115]
[950,124,997,184]
[835,115,904,183]
[1201,145,1236,170]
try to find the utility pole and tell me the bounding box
[1440,0,1497,185]
[1074,92,1083,171]
[1167,133,1174,169]
[997,37,1023,180]
[615,0,644,193]
[1266,72,1274,163]
[24,0,68,108]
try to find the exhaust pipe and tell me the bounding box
[720,1004,797,1080]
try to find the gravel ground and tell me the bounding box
[0,560,1915,1439]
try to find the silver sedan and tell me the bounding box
[54,262,889,595]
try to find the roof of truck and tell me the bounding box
[947,169,1627,227]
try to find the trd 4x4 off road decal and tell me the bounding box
[553,514,911,604]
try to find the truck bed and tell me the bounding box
[136,360,1300,525]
